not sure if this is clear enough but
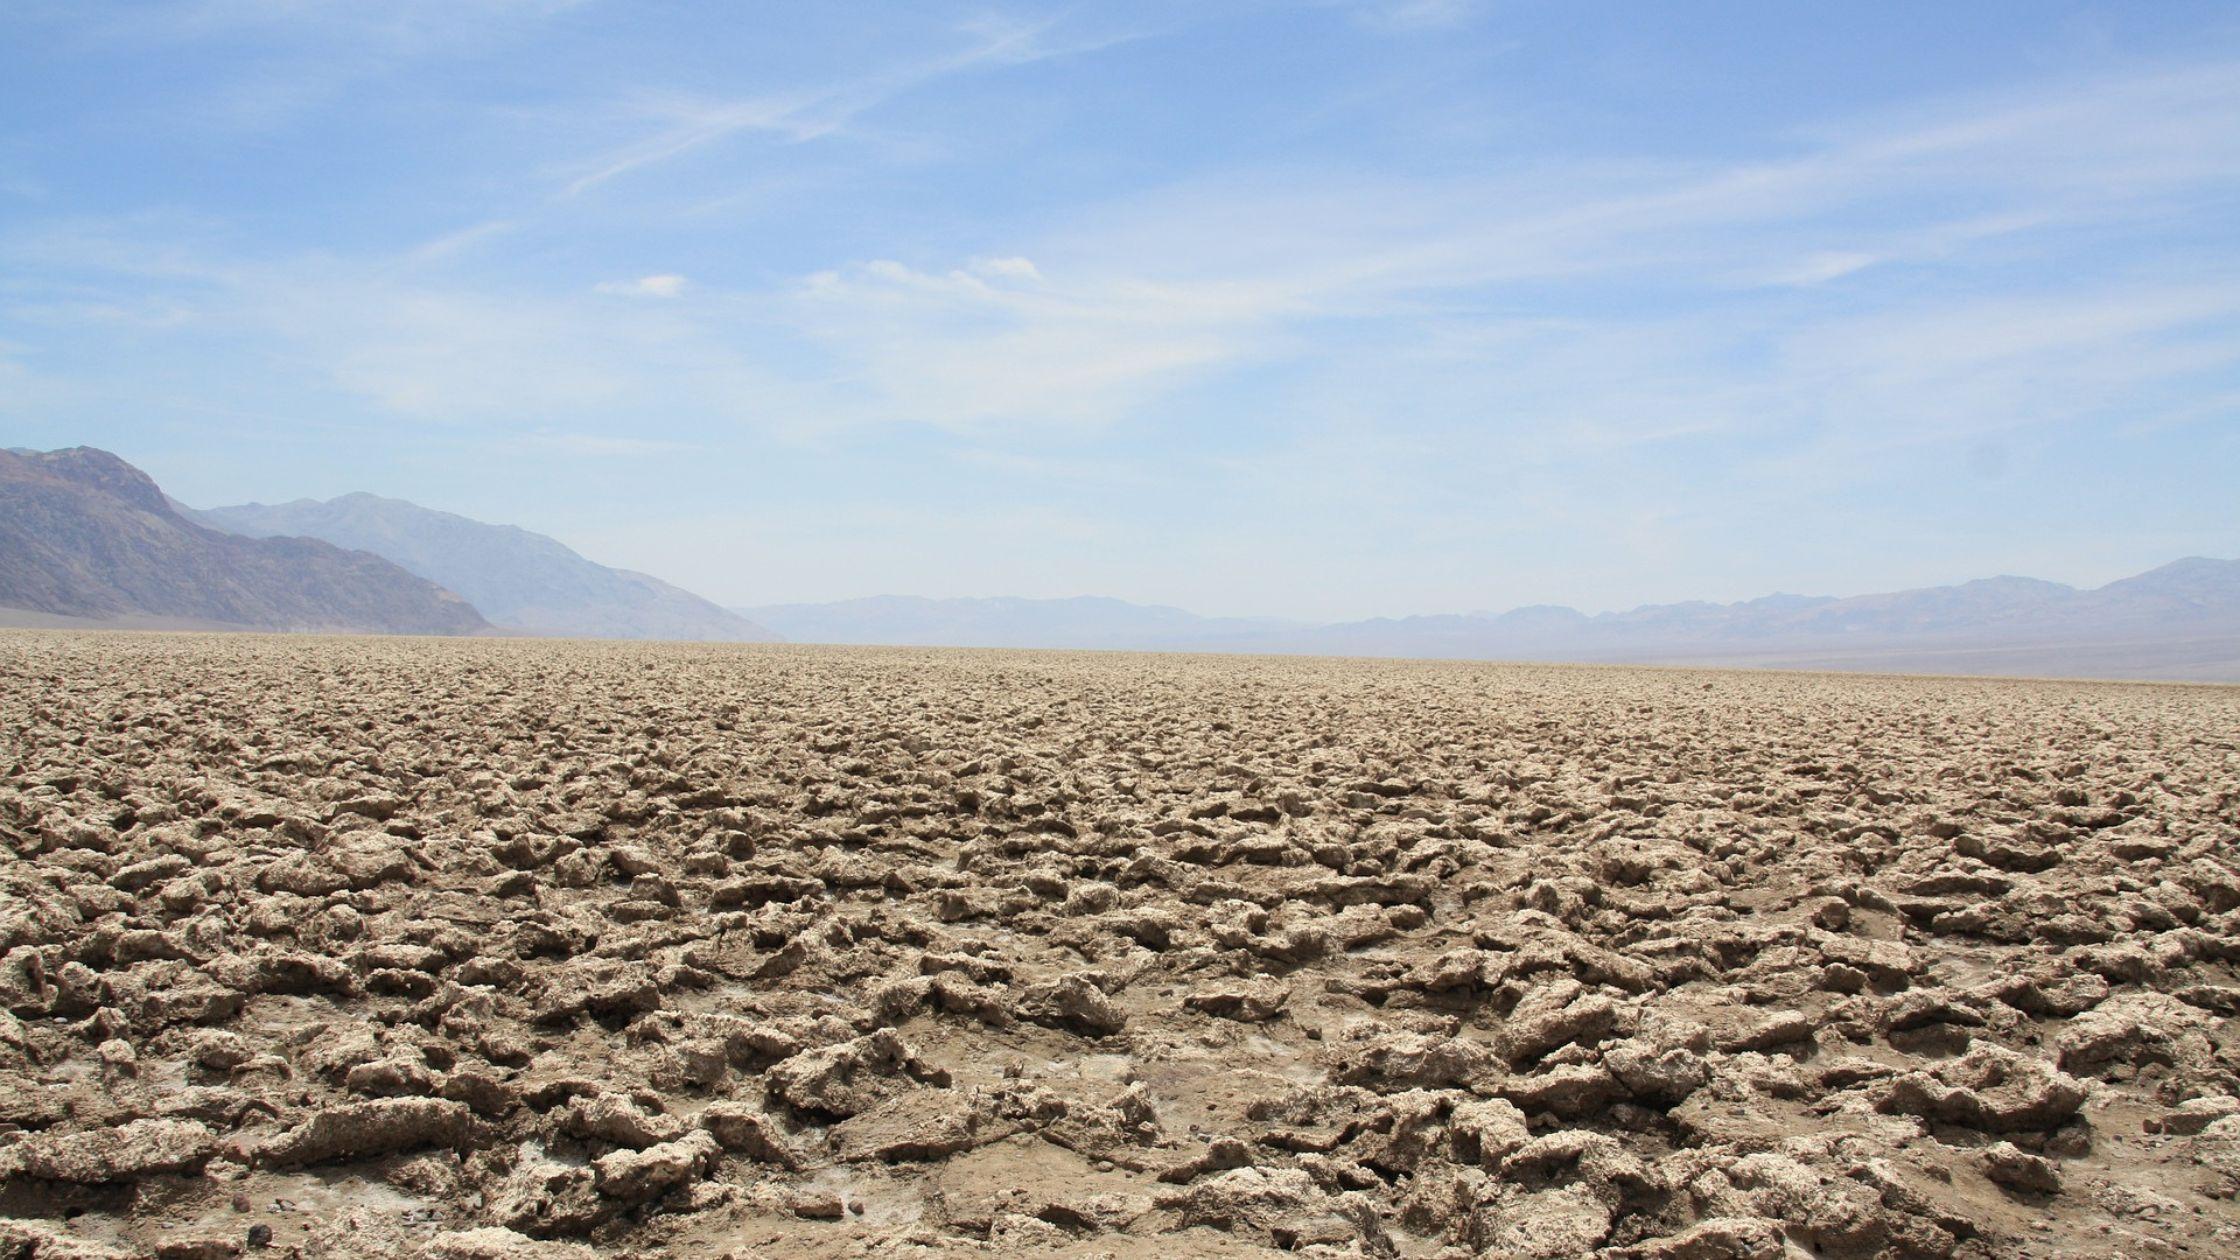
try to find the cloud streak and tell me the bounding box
[594,273,687,298]
[558,15,1151,197]
[748,57,2240,449]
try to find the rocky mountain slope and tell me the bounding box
[196,494,775,643]
[0,448,487,636]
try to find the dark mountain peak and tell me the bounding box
[6,446,175,516]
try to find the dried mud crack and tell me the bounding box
[2,632,2238,1258]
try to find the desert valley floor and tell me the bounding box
[1,632,2237,1259]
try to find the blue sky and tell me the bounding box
[3,1,2237,619]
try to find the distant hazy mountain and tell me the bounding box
[2082,557,2240,621]
[1173,561,2240,680]
[736,594,1300,650]
[197,494,776,643]
[0,447,487,635]
[740,561,2240,681]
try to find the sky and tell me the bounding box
[2,1,2237,621]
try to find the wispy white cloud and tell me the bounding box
[406,219,519,265]
[557,15,1151,197]
[1345,0,1483,34]
[594,273,688,298]
[787,256,1305,430]
[1759,250,1881,288]
[1762,281,2240,458]
[559,92,835,198]
[1744,211,2050,288]
[0,220,803,436]
[718,58,2240,448]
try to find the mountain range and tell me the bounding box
[2,445,2233,680]
[0,447,486,636]
[738,564,2239,680]
[1173,562,2240,679]
[192,494,774,642]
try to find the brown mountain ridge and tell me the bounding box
[0,447,486,636]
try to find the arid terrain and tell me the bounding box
[2,632,2238,1259]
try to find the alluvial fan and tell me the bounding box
[1,632,2237,1258]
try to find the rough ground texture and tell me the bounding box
[2,633,2237,1259]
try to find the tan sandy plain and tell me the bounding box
[2,631,2238,1259]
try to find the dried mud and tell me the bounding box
[2,632,2238,1259]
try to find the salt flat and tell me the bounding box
[2,632,2237,1258]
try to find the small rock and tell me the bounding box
[153,1239,241,1260]
[0,1118,218,1183]
[1982,1141,2061,1194]
[2146,1096,2240,1136]
[789,1190,847,1219]
[1019,973,1127,1036]
[255,1098,476,1167]
[591,1130,720,1203]
[557,1091,685,1150]
[699,1101,804,1168]
[1183,979,1289,1023]
[415,1228,597,1260]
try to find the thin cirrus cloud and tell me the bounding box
[594,273,688,298]
[758,59,2240,445]
[786,257,1306,431]
[555,15,1156,198]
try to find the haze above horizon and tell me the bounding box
[3,1,2237,620]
